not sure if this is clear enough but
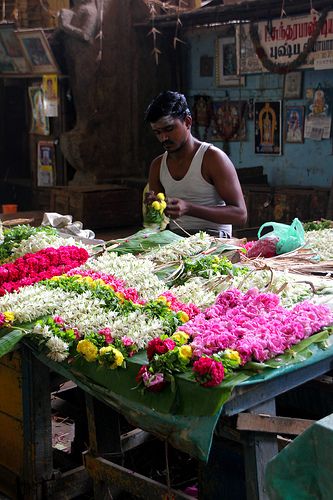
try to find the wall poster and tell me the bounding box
[304,86,332,140]
[37,141,56,186]
[29,86,50,135]
[210,100,247,141]
[285,105,305,143]
[254,101,282,155]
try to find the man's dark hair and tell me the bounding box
[144,90,191,123]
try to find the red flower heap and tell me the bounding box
[0,246,89,296]
[146,337,176,361]
[192,357,225,387]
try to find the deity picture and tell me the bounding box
[210,101,247,142]
[285,106,304,144]
[254,101,282,155]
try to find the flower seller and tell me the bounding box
[144,90,247,238]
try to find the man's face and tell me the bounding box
[150,115,191,152]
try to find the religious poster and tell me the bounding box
[28,86,50,135]
[42,74,58,117]
[210,100,247,142]
[37,141,55,186]
[285,105,305,143]
[237,10,333,74]
[304,86,332,140]
[254,101,282,155]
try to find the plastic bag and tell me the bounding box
[257,218,305,255]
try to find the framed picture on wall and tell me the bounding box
[283,71,302,99]
[215,37,245,86]
[17,29,59,74]
[254,101,282,155]
[210,100,247,141]
[285,105,305,143]
[0,23,30,73]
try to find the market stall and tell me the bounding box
[0,215,333,499]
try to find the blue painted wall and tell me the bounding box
[184,28,333,188]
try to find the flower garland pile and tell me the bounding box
[0,225,58,263]
[180,288,333,363]
[0,246,89,295]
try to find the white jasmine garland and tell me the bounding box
[32,323,52,338]
[11,233,89,259]
[142,232,211,264]
[304,229,333,261]
[85,252,166,300]
[170,277,217,309]
[45,336,69,362]
[0,284,165,349]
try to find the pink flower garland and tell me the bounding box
[180,288,333,364]
[0,246,89,296]
[66,269,145,304]
[160,291,200,319]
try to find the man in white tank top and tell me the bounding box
[144,91,247,238]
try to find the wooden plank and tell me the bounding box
[0,351,21,372]
[0,362,23,418]
[51,466,92,499]
[84,453,195,500]
[0,413,24,474]
[243,399,278,500]
[120,428,152,453]
[237,413,315,435]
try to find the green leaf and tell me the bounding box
[0,329,25,357]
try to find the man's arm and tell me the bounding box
[166,147,247,226]
[148,156,165,194]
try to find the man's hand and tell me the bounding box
[165,197,189,219]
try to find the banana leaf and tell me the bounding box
[107,229,183,255]
[0,329,25,357]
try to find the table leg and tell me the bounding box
[242,398,278,500]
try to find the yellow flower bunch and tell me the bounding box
[171,330,190,345]
[77,339,98,362]
[178,344,192,362]
[99,345,124,369]
[143,191,169,230]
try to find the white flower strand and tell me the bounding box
[10,233,88,259]
[85,251,166,301]
[142,232,212,264]
[0,284,164,349]
[304,229,333,261]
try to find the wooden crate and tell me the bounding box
[50,184,142,230]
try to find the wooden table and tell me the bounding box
[1,345,333,499]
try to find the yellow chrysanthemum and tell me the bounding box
[160,200,167,210]
[4,311,14,323]
[77,339,98,362]
[83,276,94,284]
[99,346,124,369]
[178,311,190,323]
[157,296,168,304]
[151,201,161,211]
[115,291,125,303]
[50,276,60,281]
[224,349,241,364]
[157,192,165,201]
[172,331,189,345]
[179,344,192,361]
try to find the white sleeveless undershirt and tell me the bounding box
[160,142,232,237]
